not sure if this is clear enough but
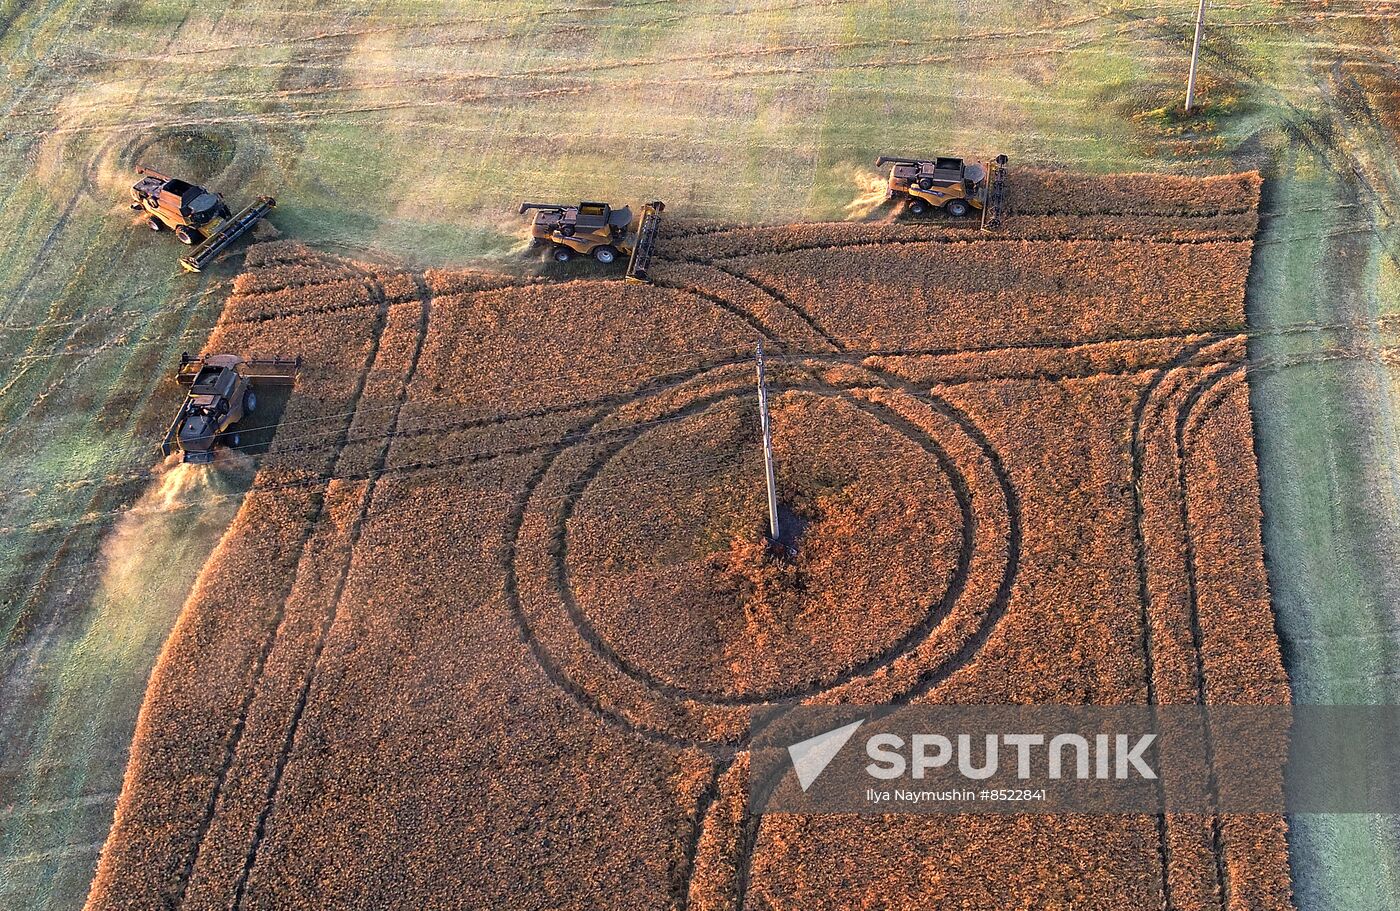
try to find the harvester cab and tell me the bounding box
[131,166,276,273]
[520,199,666,282]
[876,153,1009,228]
[161,353,299,464]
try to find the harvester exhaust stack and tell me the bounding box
[181,196,276,273]
[625,201,665,284]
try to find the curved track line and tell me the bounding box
[1127,334,1247,911]
[694,260,844,352]
[1173,363,1244,911]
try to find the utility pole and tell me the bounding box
[755,342,780,542]
[1185,0,1207,113]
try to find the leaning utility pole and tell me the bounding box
[755,342,780,542]
[1185,0,1207,113]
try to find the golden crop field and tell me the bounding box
[83,171,1296,909]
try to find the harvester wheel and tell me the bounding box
[592,245,617,264]
[552,246,574,262]
[907,199,929,216]
[918,177,935,190]
[147,217,163,231]
[946,199,971,217]
[175,226,198,245]
[244,389,257,413]
[560,225,576,237]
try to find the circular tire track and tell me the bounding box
[500,356,1020,908]
[506,361,1015,744]
[550,383,978,707]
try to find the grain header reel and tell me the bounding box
[520,199,666,282]
[161,353,299,464]
[876,153,1008,228]
[130,166,276,273]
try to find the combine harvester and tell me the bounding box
[130,166,276,273]
[161,353,299,464]
[519,199,666,282]
[876,153,1009,229]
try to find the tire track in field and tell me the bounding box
[170,272,391,909]
[1129,339,1220,911]
[1173,362,1245,911]
[0,318,1299,506]
[7,337,1384,548]
[0,339,1285,542]
[688,260,844,351]
[715,339,1337,906]
[501,355,1015,742]
[68,247,1260,906]
[673,763,724,910]
[0,0,210,660]
[1128,335,1248,911]
[500,401,744,753]
[1171,362,1297,911]
[1129,356,1263,911]
[226,273,433,909]
[494,346,1021,905]
[1,272,531,368]
[670,208,1255,252]
[690,231,1254,266]
[493,355,1020,905]
[649,275,785,344]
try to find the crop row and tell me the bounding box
[662,170,1260,264]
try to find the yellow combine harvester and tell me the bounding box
[160,353,299,463]
[876,154,1009,228]
[130,166,276,272]
[519,199,665,282]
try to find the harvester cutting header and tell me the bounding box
[131,166,275,273]
[877,153,1008,228]
[520,199,665,283]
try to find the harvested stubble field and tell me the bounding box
[89,170,1290,910]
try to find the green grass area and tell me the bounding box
[0,1,1396,908]
[1247,136,1400,910]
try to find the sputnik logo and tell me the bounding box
[787,719,865,791]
